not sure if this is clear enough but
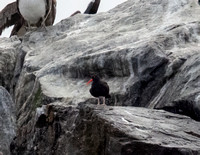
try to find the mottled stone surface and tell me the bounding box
[0,37,19,154]
[0,37,20,95]
[0,87,16,155]
[73,104,200,155]
[14,0,200,120]
[11,103,200,154]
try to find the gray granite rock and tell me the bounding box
[14,0,200,115]
[72,104,200,155]
[0,37,20,95]
[10,103,200,154]
[0,37,19,154]
[0,87,16,155]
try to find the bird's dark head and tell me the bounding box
[91,75,100,82]
[86,75,100,85]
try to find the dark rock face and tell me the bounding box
[10,104,64,155]
[11,103,200,154]
[153,53,200,121]
[0,0,200,154]
[73,104,200,155]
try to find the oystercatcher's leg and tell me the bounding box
[25,22,31,30]
[41,17,47,31]
[102,97,106,106]
[97,98,100,105]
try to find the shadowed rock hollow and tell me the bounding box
[0,0,200,154]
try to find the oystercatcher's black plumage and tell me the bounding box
[87,75,111,105]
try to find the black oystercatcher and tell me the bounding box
[87,75,111,105]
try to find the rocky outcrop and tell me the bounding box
[0,87,16,155]
[0,37,20,95]
[14,0,200,112]
[0,37,19,154]
[1,0,200,154]
[9,103,200,155]
[70,104,200,155]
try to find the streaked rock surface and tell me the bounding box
[0,87,16,155]
[0,37,19,154]
[15,0,200,119]
[0,37,20,95]
[10,102,200,154]
[73,104,200,155]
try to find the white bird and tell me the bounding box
[0,0,56,37]
[17,0,56,29]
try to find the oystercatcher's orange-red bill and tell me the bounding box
[86,79,93,85]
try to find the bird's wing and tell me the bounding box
[0,2,21,35]
[51,0,57,23]
[16,0,20,14]
[102,81,110,92]
[10,17,25,37]
[84,0,101,14]
[45,0,56,26]
[44,0,52,22]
